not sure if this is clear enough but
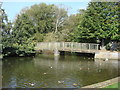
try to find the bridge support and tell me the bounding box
[54,49,60,56]
[60,51,65,55]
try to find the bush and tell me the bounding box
[105,43,111,50]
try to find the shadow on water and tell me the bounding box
[2,54,119,88]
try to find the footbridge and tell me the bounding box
[35,42,99,56]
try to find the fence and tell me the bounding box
[36,42,99,53]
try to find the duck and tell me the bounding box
[105,58,108,61]
[103,58,108,61]
[80,68,82,70]
[88,68,90,70]
[58,81,64,84]
[73,83,78,86]
[29,83,35,86]
[43,73,47,75]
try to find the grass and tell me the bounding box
[104,82,120,88]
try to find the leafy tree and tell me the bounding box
[74,2,120,46]
[0,2,13,56]
[52,5,68,33]
[2,21,13,56]
[68,9,87,42]
[24,3,55,34]
[12,14,36,56]
[10,3,69,55]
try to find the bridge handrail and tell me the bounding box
[36,42,99,52]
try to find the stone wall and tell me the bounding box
[95,51,120,60]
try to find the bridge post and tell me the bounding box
[89,44,90,51]
[63,42,65,50]
[60,51,65,55]
[54,49,60,56]
[97,44,99,50]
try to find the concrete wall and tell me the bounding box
[95,51,120,60]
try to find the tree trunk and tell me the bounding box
[55,19,58,33]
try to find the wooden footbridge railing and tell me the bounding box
[35,42,99,54]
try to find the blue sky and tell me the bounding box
[2,2,90,21]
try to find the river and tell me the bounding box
[2,54,119,88]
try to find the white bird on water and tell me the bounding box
[88,68,90,70]
[44,73,47,75]
[80,67,82,70]
[73,83,78,86]
[58,81,64,84]
[105,58,108,61]
[29,83,35,86]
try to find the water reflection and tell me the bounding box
[2,55,119,88]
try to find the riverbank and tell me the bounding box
[82,77,120,88]
[105,82,120,88]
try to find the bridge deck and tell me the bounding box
[35,42,99,53]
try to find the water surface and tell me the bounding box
[2,54,119,88]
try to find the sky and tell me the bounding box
[2,1,90,21]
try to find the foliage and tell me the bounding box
[2,2,120,56]
[52,5,68,33]
[2,3,69,56]
[19,3,68,42]
[0,5,14,56]
[24,3,55,34]
[73,2,120,46]
[105,43,111,50]
[43,32,59,42]
[33,33,44,42]
[44,30,69,42]
[12,14,36,56]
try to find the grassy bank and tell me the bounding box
[82,77,119,88]
[104,82,120,88]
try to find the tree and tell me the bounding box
[24,3,55,34]
[0,2,14,56]
[19,3,68,42]
[52,5,68,33]
[22,3,68,42]
[70,9,88,42]
[11,3,69,55]
[74,2,120,46]
[12,14,35,56]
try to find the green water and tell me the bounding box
[2,54,119,88]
